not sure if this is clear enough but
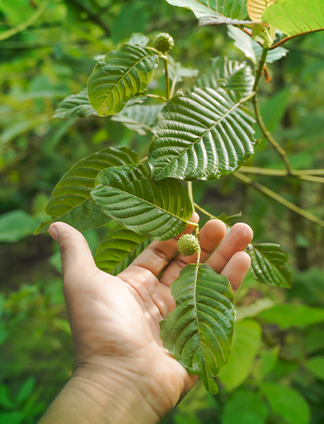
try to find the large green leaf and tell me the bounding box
[260,382,310,424]
[165,0,248,20]
[34,147,139,234]
[247,243,292,288]
[305,356,324,381]
[0,210,39,242]
[111,104,164,135]
[160,263,235,394]
[194,56,254,97]
[53,88,97,119]
[262,0,324,37]
[258,304,324,329]
[91,165,193,241]
[88,44,159,117]
[218,320,262,390]
[223,391,268,424]
[95,225,150,275]
[149,87,256,181]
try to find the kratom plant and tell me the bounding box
[35,0,324,394]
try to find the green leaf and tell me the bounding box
[53,88,97,119]
[260,382,310,424]
[194,56,254,97]
[16,377,35,404]
[305,356,324,381]
[34,147,139,234]
[0,210,38,242]
[218,320,261,390]
[166,0,248,20]
[88,44,159,117]
[247,243,292,288]
[95,225,150,275]
[91,165,193,241]
[160,263,235,394]
[223,391,268,424]
[262,0,324,37]
[235,298,274,322]
[0,412,25,424]
[168,56,199,83]
[149,87,256,181]
[198,15,259,31]
[227,26,288,64]
[127,33,150,47]
[111,104,164,135]
[258,304,324,328]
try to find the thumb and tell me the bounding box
[48,222,97,287]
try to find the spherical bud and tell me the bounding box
[177,234,200,257]
[152,33,174,53]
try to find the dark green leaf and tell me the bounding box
[149,87,256,181]
[88,44,159,117]
[305,356,324,381]
[260,382,310,424]
[223,391,268,424]
[258,304,324,328]
[111,104,164,135]
[247,243,292,288]
[166,0,248,20]
[160,263,235,394]
[91,165,194,241]
[95,225,150,275]
[53,88,96,118]
[34,147,139,234]
[262,0,324,37]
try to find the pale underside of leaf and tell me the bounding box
[149,87,256,181]
[247,0,276,22]
[166,0,248,20]
[111,104,164,135]
[247,243,292,288]
[197,15,260,31]
[88,44,159,117]
[91,165,193,241]
[262,0,324,37]
[34,147,139,234]
[53,88,97,119]
[160,263,235,394]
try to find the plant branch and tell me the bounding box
[187,182,194,212]
[163,56,171,101]
[146,94,168,102]
[0,0,50,41]
[234,171,324,228]
[270,29,324,50]
[194,203,217,220]
[239,167,324,183]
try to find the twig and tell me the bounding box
[239,167,324,183]
[164,56,170,101]
[146,94,168,102]
[187,182,194,212]
[234,171,324,228]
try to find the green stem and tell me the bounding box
[146,94,168,102]
[163,56,170,101]
[170,76,177,98]
[234,171,324,228]
[0,0,50,41]
[239,167,324,183]
[194,203,217,220]
[140,156,148,163]
[187,181,195,211]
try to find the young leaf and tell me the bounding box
[194,56,255,97]
[91,165,194,241]
[95,225,150,275]
[34,147,139,234]
[149,87,256,181]
[160,263,235,394]
[53,88,97,119]
[262,0,324,37]
[247,0,276,22]
[111,104,164,135]
[88,44,159,117]
[247,243,292,288]
[165,0,248,20]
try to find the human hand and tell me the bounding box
[40,217,252,424]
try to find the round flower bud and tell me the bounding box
[177,234,200,257]
[152,33,174,53]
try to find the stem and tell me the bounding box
[239,167,324,183]
[234,171,324,228]
[187,182,195,212]
[0,0,50,41]
[194,203,217,220]
[253,48,269,93]
[170,76,177,98]
[163,56,171,101]
[146,94,168,102]
[140,156,148,163]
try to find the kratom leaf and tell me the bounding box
[111,104,164,135]
[88,44,159,117]
[165,0,248,20]
[127,32,150,46]
[194,56,255,97]
[227,26,288,64]
[91,165,194,241]
[95,225,150,275]
[53,88,97,118]
[34,147,139,234]
[247,243,292,288]
[160,263,235,394]
[149,87,256,181]
[197,15,259,31]
[247,0,276,22]
[262,0,324,37]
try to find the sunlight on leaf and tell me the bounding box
[166,0,248,20]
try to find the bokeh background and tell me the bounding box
[1,1,324,423]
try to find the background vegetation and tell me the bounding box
[1,1,324,423]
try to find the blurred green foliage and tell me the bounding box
[1,1,324,423]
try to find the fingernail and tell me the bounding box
[48,225,59,242]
